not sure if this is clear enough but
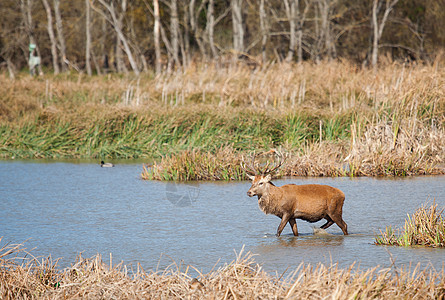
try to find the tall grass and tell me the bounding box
[375,203,445,247]
[1,239,445,299]
[1,61,444,178]
[142,146,246,181]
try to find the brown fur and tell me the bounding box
[247,174,348,236]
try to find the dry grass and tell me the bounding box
[142,146,246,181]
[1,61,444,172]
[1,240,445,299]
[1,61,444,119]
[144,123,444,179]
[376,203,445,247]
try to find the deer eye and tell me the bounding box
[259,182,264,186]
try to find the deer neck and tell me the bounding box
[257,183,281,215]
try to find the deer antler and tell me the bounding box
[260,149,284,175]
[240,149,285,176]
[240,152,260,176]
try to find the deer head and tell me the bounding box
[241,149,285,197]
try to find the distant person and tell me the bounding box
[28,44,41,76]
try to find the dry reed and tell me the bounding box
[376,203,445,247]
[1,61,444,176]
[1,239,445,299]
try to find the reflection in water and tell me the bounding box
[165,182,200,207]
[0,161,444,273]
[256,234,345,254]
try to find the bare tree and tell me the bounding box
[189,0,207,59]
[53,0,67,72]
[205,1,230,59]
[231,0,244,54]
[182,1,191,66]
[206,0,218,58]
[85,0,92,75]
[41,0,60,74]
[316,0,337,61]
[153,0,161,74]
[169,0,180,67]
[93,0,140,75]
[371,0,399,68]
[283,0,296,62]
[284,0,310,63]
[259,0,269,63]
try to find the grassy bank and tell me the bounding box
[375,203,445,247]
[1,62,444,178]
[1,240,445,299]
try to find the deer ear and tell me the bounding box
[264,174,272,182]
[248,174,255,181]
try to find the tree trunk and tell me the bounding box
[206,0,218,58]
[296,25,303,63]
[85,0,92,75]
[259,0,268,63]
[116,34,128,73]
[371,0,379,68]
[41,0,60,74]
[159,17,174,72]
[182,3,191,67]
[189,0,207,59]
[295,0,310,63]
[153,0,161,74]
[100,12,107,72]
[231,0,244,54]
[170,0,180,67]
[284,0,296,62]
[371,0,399,68]
[318,0,336,61]
[53,0,67,72]
[95,0,140,75]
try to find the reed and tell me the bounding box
[144,124,445,180]
[142,146,246,181]
[375,203,445,247]
[1,61,444,177]
[1,239,445,299]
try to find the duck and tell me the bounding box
[100,161,114,168]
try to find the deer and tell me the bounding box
[241,150,348,237]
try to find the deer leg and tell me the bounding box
[288,218,299,236]
[276,214,291,237]
[320,216,334,229]
[331,215,348,235]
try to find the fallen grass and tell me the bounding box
[375,203,445,247]
[1,239,445,299]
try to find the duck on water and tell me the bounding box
[100,161,114,168]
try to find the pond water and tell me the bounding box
[0,160,444,275]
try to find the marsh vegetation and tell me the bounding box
[1,62,443,179]
[375,203,445,248]
[2,240,445,299]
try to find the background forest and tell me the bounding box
[1,0,445,76]
[0,0,444,177]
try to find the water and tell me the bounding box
[0,160,444,274]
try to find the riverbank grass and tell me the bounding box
[375,203,445,247]
[2,240,445,299]
[1,62,444,178]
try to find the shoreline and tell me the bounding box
[1,241,444,299]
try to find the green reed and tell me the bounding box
[0,107,350,159]
[375,203,445,247]
[142,147,246,181]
